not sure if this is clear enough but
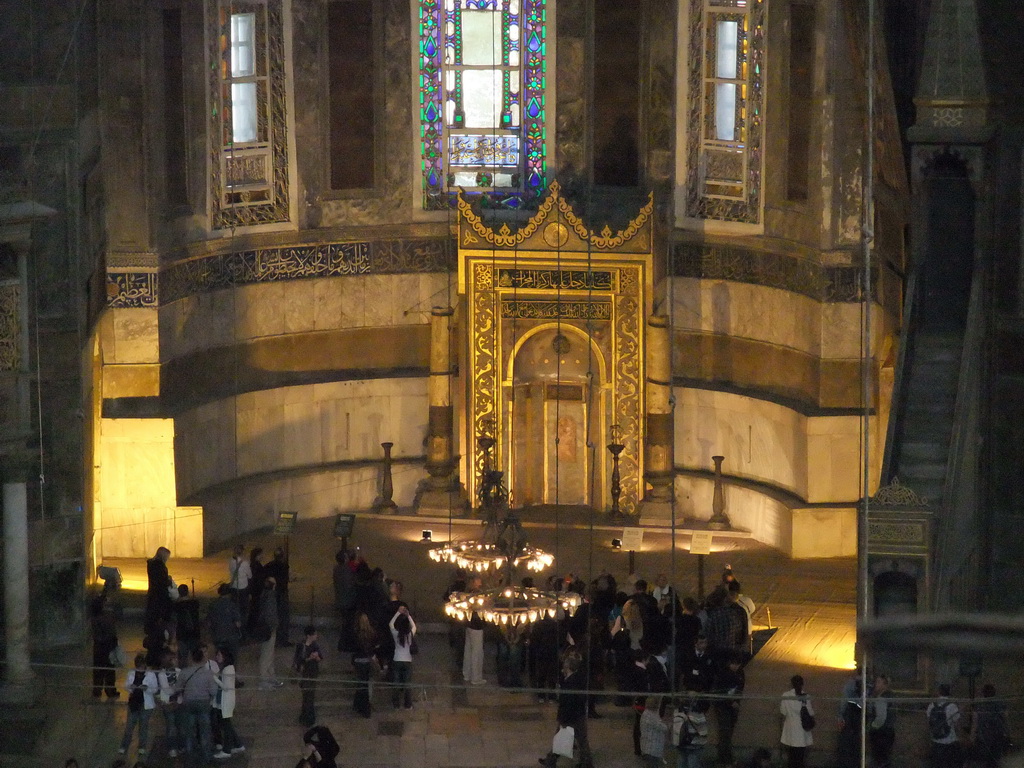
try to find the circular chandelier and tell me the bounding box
[445,584,582,627]
[429,540,553,573]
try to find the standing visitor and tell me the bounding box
[294,626,324,727]
[351,612,377,717]
[246,547,266,636]
[555,653,594,768]
[927,684,962,768]
[178,646,219,764]
[836,676,863,768]
[673,698,709,768]
[333,550,355,652]
[145,547,173,635]
[208,584,243,678]
[265,547,292,647]
[118,653,158,756]
[174,584,201,666]
[779,674,814,768]
[639,695,669,768]
[970,684,1007,768]
[91,594,120,699]
[211,647,244,757]
[388,606,417,709]
[157,649,183,758]
[711,652,745,768]
[228,545,251,626]
[869,674,895,768]
[462,576,486,685]
[255,577,282,688]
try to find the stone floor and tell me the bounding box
[5,511,1019,768]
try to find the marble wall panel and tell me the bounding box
[282,279,317,334]
[674,474,790,551]
[159,274,450,366]
[313,278,343,330]
[665,277,824,358]
[103,309,160,365]
[790,506,857,558]
[174,378,429,502]
[675,388,809,498]
[199,462,423,548]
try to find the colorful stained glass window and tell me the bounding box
[419,0,547,210]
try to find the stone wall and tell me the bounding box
[174,377,429,506]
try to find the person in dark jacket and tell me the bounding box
[264,547,292,647]
[173,584,201,666]
[145,547,173,635]
[91,594,120,698]
[547,652,593,768]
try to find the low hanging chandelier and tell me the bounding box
[441,508,581,627]
[431,445,577,627]
[429,435,554,574]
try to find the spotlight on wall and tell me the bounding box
[611,538,622,550]
[422,530,433,542]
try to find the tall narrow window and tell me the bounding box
[418,0,547,210]
[786,3,814,201]
[328,0,376,190]
[229,13,258,143]
[592,0,640,187]
[209,0,291,229]
[685,0,766,224]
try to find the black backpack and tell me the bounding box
[677,713,695,748]
[928,702,952,740]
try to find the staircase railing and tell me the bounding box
[880,267,920,482]
[933,268,985,611]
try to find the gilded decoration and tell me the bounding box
[106,271,158,309]
[460,183,652,516]
[501,300,612,320]
[457,181,654,251]
[0,283,20,371]
[208,0,291,230]
[872,477,929,507]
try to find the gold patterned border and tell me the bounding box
[458,180,654,250]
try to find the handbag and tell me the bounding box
[800,701,816,731]
[552,725,575,758]
[410,637,419,656]
[252,621,273,642]
[109,644,128,667]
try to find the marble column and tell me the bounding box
[640,315,675,523]
[2,478,35,701]
[415,306,467,515]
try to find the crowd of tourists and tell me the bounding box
[83,547,1011,768]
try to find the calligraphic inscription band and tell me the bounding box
[497,269,614,292]
[501,300,612,320]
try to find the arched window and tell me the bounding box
[418,0,548,210]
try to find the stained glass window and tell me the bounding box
[685,0,766,223]
[419,0,547,210]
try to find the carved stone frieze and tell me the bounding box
[872,476,929,507]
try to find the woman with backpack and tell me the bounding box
[780,674,815,768]
[673,697,709,767]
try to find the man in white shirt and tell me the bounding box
[927,684,963,768]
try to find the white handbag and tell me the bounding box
[552,725,575,758]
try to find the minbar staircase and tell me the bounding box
[890,329,964,505]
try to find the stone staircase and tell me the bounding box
[891,329,965,505]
